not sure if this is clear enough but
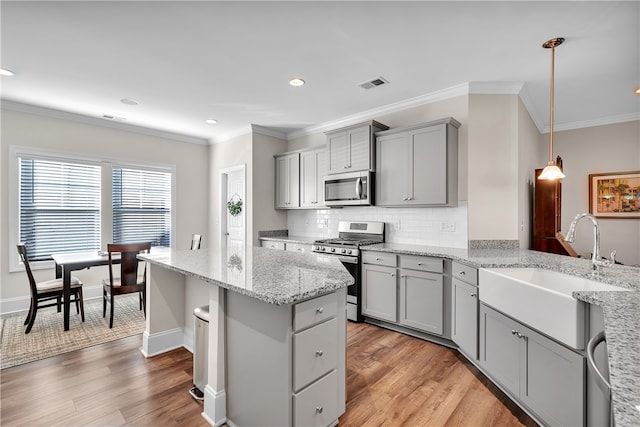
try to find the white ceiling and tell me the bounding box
[1,1,638,144]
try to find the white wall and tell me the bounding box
[467,94,520,241]
[554,120,640,266]
[1,108,209,305]
[518,97,547,249]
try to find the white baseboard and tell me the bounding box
[141,328,184,357]
[0,285,103,316]
[203,385,227,427]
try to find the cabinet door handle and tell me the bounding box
[470,293,477,298]
[316,350,324,357]
[375,257,381,261]
[390,273,395,277]
[316,307,324,314]
[458,271,466,275]
[417,262,423,266]
[316,407,324,414]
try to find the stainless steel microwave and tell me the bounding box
[323,171,373,206]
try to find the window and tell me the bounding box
[10,146,174,270]
[19,156,101,261]
[112,166,172,247]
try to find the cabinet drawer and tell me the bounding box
[261,240,285,250]
[293,318,338,391]
[452,261,478,286]
[400,255,443,273]
[294,370,338,427]
[294,292,337,332]
[362,251,397,267]
[286,243,313,253]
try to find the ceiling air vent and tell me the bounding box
[359,76,389,90]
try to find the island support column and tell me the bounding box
[142,265,186,356]
[202,285,227,426]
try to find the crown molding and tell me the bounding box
[468,81,524,95]
[546,112,640,133]
[287,82,470,140]
[250,124,288,140]
[518,84,545,133]
[1,99,209,145]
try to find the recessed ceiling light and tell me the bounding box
[635,87,640,95]
[120,98,139,106]
[205,119,218,124]
[289,77,305,87]
[0,68,15,76]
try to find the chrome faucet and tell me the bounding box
[565,213,616,273]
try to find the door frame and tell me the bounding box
[220,164,246,252]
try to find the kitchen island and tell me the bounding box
[138,246,353,427]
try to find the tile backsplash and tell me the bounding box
[288,202,468,248]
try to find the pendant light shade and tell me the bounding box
[538,37,565,180]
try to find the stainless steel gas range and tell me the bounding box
[312,221,384,322]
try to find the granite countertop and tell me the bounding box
[259,235,317,245]
[139,247,353,305]
[363,243,640,425]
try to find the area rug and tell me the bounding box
[0,294,145,369]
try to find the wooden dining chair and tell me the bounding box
[16,244,85,334]
[191,234,202,250]
[103,242,151,328]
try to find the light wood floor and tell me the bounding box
[1,323,537,426]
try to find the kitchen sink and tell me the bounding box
[478,268,629,349]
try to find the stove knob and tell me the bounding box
[341,249,346,254]
[321,246,326,251]
[347,249,352,255]
[330,248,335,253]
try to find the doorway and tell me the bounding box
[220,165,246,256]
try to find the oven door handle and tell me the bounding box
[338,256,358,264]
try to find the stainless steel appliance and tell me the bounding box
[323,171,373,206]
[313,221,384,321]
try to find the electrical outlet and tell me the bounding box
[393,220,401,231]
[440,220,456,232]
[322,218,329,228]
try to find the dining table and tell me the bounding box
[52,250,120,331]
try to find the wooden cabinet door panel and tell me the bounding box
[521,325,584,427]
[361,264,397,322]
[399,270,443,335]
[328,132,348,174]
[452,279,478,359]
[479,304,521,397]
[410,125,447,205]
[376,133,409,206]
[347,126,371,171]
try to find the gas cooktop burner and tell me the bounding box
[313,238,380,247]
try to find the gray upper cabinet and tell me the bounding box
[300,147,327,208]
[479,303,584,427]
[326,121,388,174]
[376,118,460,206]
[275,153,300,209]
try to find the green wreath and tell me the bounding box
[227,198,243,216]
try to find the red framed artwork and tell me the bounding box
[589,171,640,218]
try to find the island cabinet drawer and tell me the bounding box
[294,370,338,427]
[294,292,337,332]
[452,261,478,286]
[293,318,338,392]
[362,251,397,267]
[400,255,443,273]
[261,240,285,250]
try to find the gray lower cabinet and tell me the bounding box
[361,263,397,322]
[451,261,479,359]
[226,290,345,426]
[479,303,584,427]
[451,278,478,359]
[261,240,285,250]
[362,252,447,337]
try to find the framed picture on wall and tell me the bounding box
[589,171,640,218]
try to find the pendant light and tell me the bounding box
[538,37,566,180]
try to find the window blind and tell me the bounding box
[19,157,101,261]
[112,167,171,247]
